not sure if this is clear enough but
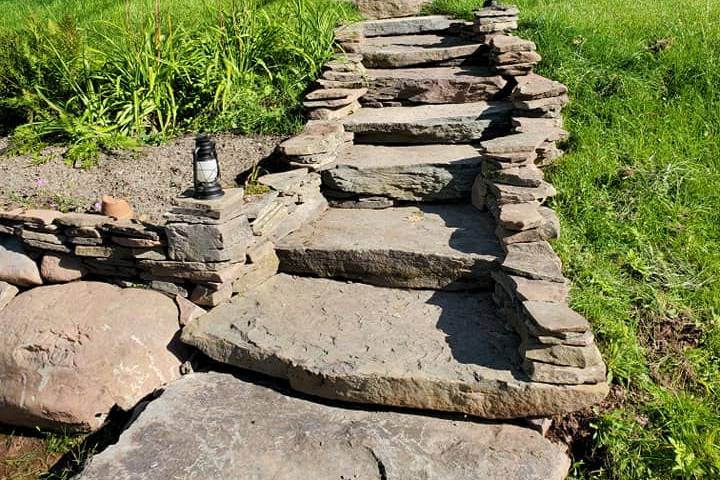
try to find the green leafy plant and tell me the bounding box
[0,0,358,165]
[244,163,270,195]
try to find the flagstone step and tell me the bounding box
[343,101,513,144]
[275,205,502,289]
[360,15,468,37]
[322,144,483,201]
[181,275,609,419]
[363,65,507,104]
[361,34,487,68]
[76,371,572,480]
[355,0,432,20]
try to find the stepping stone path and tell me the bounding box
[77,4,607,477]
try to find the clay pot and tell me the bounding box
[101,195,134,220]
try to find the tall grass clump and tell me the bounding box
[0,0,358,166]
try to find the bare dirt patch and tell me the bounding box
[0,429,60,480]
[0,134,284,223]
[549,384,632,474]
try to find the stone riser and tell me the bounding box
[321,163,481,202]
[362,66,507,105]
[362,52,489,69]
[351,121,511,144]
[277,247,495,290]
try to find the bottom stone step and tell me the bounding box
[76,372,571,480]
[182,274,609,419]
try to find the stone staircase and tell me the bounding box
[78,5,608,479]
[184,8,608,418]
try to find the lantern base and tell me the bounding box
[192,187,225,201]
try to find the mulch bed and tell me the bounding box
[0,134,284,223]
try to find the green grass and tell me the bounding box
[430,0,720,478]
[0,0,359,165]
[2,0,719,478]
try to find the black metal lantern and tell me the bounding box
[193,134,224,200]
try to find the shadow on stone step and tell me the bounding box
[232,148,287,186]
[420,203,502,257]
[428,290,527,384]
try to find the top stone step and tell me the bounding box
[360,34,486,68]
[355,0,433,20]
[359,15,469,37]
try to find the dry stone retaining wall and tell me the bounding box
[0,169,327,308]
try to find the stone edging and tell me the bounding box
[477,6,605,386]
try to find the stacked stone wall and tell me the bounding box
[0,169,326,308]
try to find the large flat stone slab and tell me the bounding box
[322,144,484,201]
[76,372,571,480]
[276,205,502,289]
[361,33,486,68]
[364,66,507,104]
[360,15,465,37]
[182,275,609,419]
[355,0,432,20]
[344,101,513,144]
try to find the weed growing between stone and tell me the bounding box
[0,0,359,166]
[426,0,720,478]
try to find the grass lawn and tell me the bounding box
[523,1,719,477]
[431,0,720,478]
[1,0,719,478]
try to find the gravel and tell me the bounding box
[0,134,284,223]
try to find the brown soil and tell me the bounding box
[0,430,60,480]
[549,384,631,474]
[0,134,284,224]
